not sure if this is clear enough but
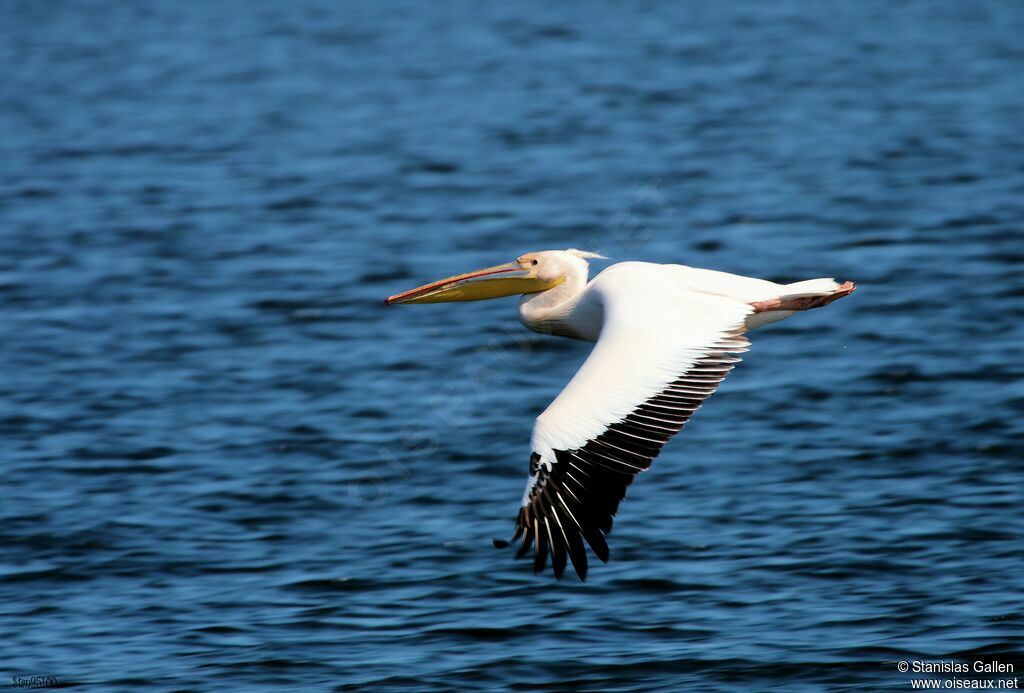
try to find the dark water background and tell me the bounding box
[3,1,1023,690]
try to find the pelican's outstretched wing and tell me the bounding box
[512,263,754,580]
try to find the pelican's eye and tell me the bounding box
[531,259,538,266]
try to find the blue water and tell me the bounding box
[3,1,1023,690]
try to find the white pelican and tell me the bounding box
[385,249,855,580]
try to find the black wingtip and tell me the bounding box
[492,538,510,549]
[552,546,567,580]
[583,528,610,563]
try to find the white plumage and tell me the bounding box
[386,249,855,580]
[531,262,754,460]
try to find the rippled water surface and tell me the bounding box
[3,1,1023,690]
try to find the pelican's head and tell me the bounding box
[385,249,605,305]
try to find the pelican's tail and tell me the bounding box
[779,278,847,298]
[747,279,855,328]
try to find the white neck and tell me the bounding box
[517,258,599,340]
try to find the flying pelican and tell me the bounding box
[385,249,854,580]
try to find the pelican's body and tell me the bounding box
[386,250,854,581]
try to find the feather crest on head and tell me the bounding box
[565,249,608,260]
